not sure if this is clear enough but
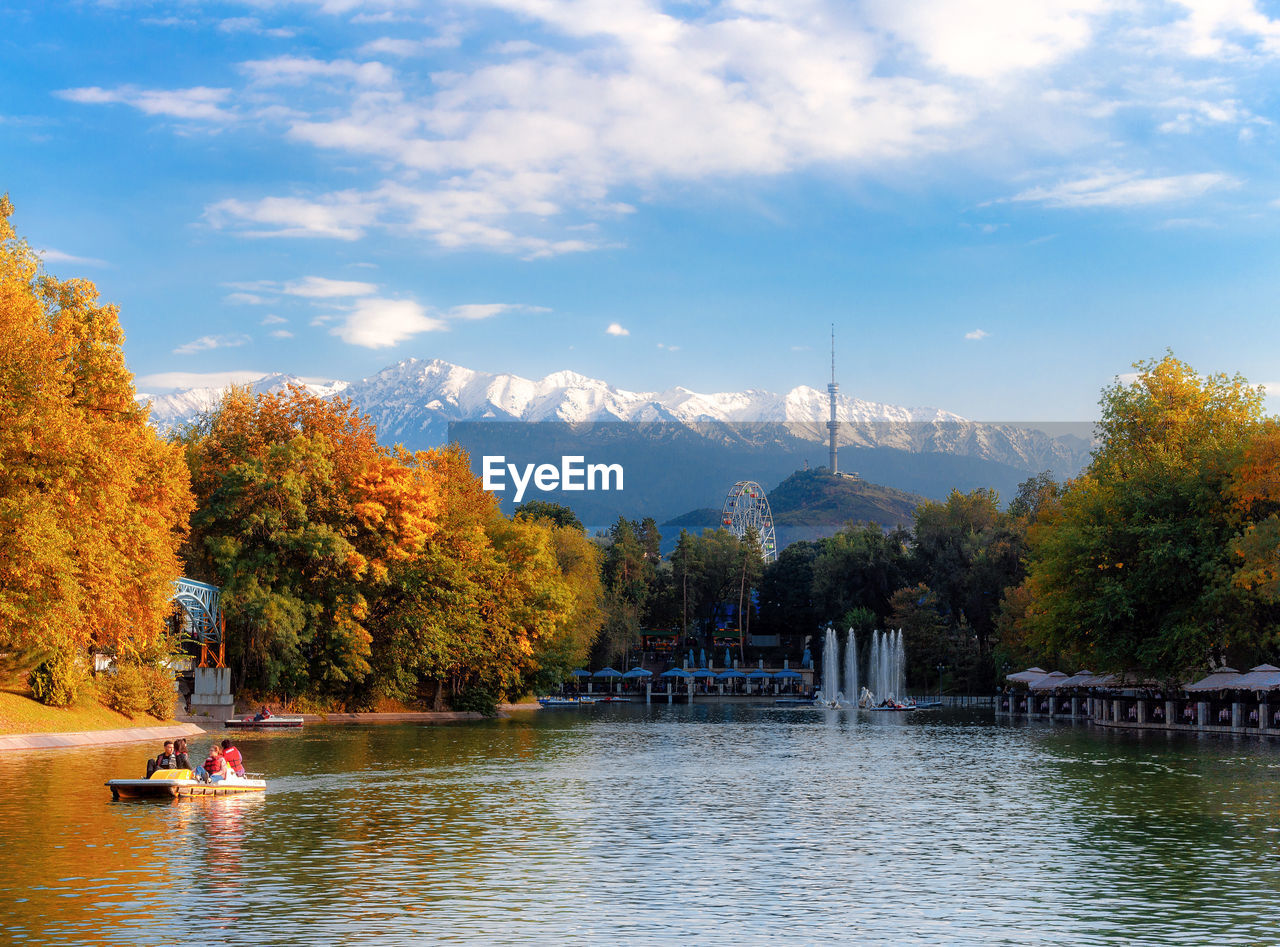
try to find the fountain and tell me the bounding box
[843,627,858,711]
[811,625,906,710]
[862,629,906,707]
[813,626,846,708]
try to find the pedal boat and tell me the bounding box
[225,715,304,728]
[537,696,598,707]
[106,769,267,800]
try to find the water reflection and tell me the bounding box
[3,707,1280,944]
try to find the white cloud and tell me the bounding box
[204,194,378,239]
[359,38,423,57]
[57,85,233,121]
[965,328,990,340]
[283,276,379,298]
[225,292,267,305]
[37,247,107,267]
[606,322,630,337]
[330,297,444,348]
[864,0,1116,80]
[219,17,295,38]
[97,0,1280,254]
[136,370,266,390]
[173,333,251,355]
[657,342,680,351]
[445,303,549,320]
[240,56,394,87]
[261,314,288,325]
[270,329,295,339]
[1160,0,1280,58]
[1006,170,1236,207]
[1157,96,1266,133]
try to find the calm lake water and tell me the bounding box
[3,705,1280,945]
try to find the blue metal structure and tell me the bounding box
[172,578,224,667]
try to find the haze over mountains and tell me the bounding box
[140,357,1093,524]
[141,357,1091,472]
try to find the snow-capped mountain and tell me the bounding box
[139,357,1091,475]
[139,373,349,429]
[344,358,965,437]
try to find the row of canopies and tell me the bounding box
[1008,665,1280,693]
[572,667,804,681]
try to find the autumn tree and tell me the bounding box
[182,385,437,700]
[1021,355,1270,677]
[0,196,192,697]
[1228,418,1280,613]
[370,445,603,707]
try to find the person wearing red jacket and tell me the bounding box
[196,746,227,783]
[220,739,245,777]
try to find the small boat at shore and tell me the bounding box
[537,696,598,707]
[106,769,266,800]
[225,715,305,728]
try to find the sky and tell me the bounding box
[3,0,1280,421]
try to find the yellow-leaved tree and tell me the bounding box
[0,196,193,702]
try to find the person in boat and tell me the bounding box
[173,738,193,771]
[145,741,179,777]
[221,739,245,777]
[253,704,273,722]
[195,745,228,783]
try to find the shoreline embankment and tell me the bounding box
[0,702,547,751]
[0,722,206,752]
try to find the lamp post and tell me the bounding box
[937,664,946,701]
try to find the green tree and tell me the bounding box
[758,540,822,636]
[810,524,911,626]
[1022,355,1269,678]
[515,500,584,531]
[182,386,437,701]
[911,489,1022,655]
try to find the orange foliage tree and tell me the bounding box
[369,446,602,709]
[0,196,192,673]
[182,385,439,700]
[1015,354,1277,677]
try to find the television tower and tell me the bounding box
[827,324,839,473]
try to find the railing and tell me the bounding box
[907,694,996,706]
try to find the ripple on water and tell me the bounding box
[3,707,1280,945]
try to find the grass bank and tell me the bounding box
[0,672,171,736]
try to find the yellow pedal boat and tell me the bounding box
[106,769,267,801]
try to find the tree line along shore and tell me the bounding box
[3,195,1279,722]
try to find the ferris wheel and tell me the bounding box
[721,480,778,562]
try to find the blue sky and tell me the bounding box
[3,0,1280,420]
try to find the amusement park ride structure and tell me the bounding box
[721,480,778,562]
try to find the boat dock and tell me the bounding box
[997,665,1280,739]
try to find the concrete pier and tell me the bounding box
[190,666,233,719]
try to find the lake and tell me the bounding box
[3,705,1280,945]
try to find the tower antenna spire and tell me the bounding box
[827,323,839,474]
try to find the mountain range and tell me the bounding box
[139,358,1093,524]
[141,357,1092,475]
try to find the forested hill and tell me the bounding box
[768,469,923,527]
[663,468,922,532]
